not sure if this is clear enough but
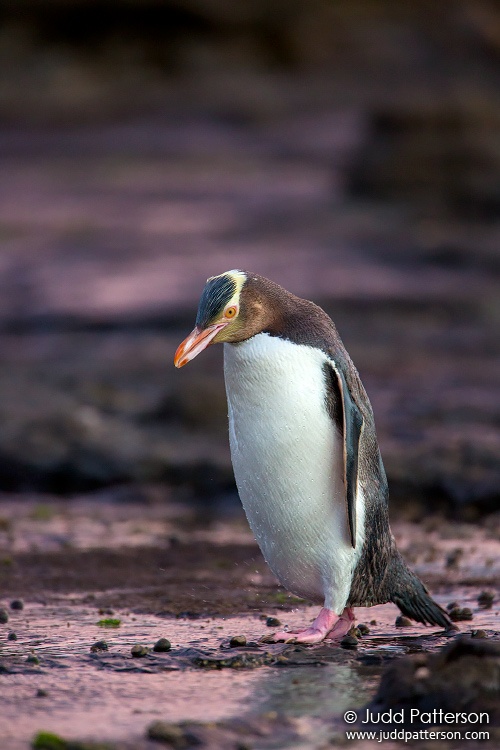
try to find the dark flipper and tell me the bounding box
[325,363,364,548]
[390,558,452,629]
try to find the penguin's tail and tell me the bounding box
[390,559,453,629]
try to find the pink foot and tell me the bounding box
[325,607,355,640]
[261,607,340,644]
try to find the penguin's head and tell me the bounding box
[175,269,269,367]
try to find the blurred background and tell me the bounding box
[0,0,499,521]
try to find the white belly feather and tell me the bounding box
[224,333,365,614]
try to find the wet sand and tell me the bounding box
[0,496,498,749]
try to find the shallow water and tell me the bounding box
[0,498,498,749]
[1,597,498,749]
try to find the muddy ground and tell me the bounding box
[0,106,498,750]
[0,4,499,747]
[0,495,498,749]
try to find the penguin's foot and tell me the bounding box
[261,607,339,644]
[325,607,355,640]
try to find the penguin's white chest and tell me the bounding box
[223,333,362,613]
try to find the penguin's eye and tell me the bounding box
[224,305,238,319]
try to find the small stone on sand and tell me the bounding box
[449,607,473,622]
[266,616,281,627]
[90,640,108,652]
[229,635,247,647]
[340,634,358,649]
[153,638,172,652]
[471,629,487,639]
[477,590,494,609]
[395,616,412,627]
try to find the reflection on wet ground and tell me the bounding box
[0,497,498,749]
[3,601,492,749]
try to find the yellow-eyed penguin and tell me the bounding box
[174,271,452,643]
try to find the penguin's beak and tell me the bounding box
[174,323,228,368]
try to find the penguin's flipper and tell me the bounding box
[326,363,364,548]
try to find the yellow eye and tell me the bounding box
[225,305,237,319]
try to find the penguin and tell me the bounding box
[174,270,452,643]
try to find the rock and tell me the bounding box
[36,688,48,697]
[131,644,149,658]
[90,640,108,653]
[153,638,172,652]
[395,616,412,627]
[357,623,370,635]
[10,599,23,610]
[229,635,246,647]
[446,548,463,568]
[0,607,9,623]
[477,590,495,609]
[368,637,500,723]
[26,654,40,665]
[449,607,473,622]
[340,634,358,649]
[348,627,362,639]
[7,631,17,640]
[471,630,488,639]
[348,106,500,223]
[266,616,281,627]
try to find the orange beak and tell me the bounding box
[174,323,228,368]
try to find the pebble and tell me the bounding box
[340,634,358,649]
[153,637,172,652]
[395,616,412,627]
[26,654,40,665]
[229,635,247,647]
[266,616,282,627]
[348,627,362,639]
[36,688,48,697]
[90,640,108,652]
[445,548,463,568]
[477,590,494,609]
[447,601,459,610]
[7,631,17,641]
[449,607,473,622]
[357,623,370,635]
[131,644,149,657]
[471,629,488,639]
[0,608,9,624]
[10,599,23,611]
